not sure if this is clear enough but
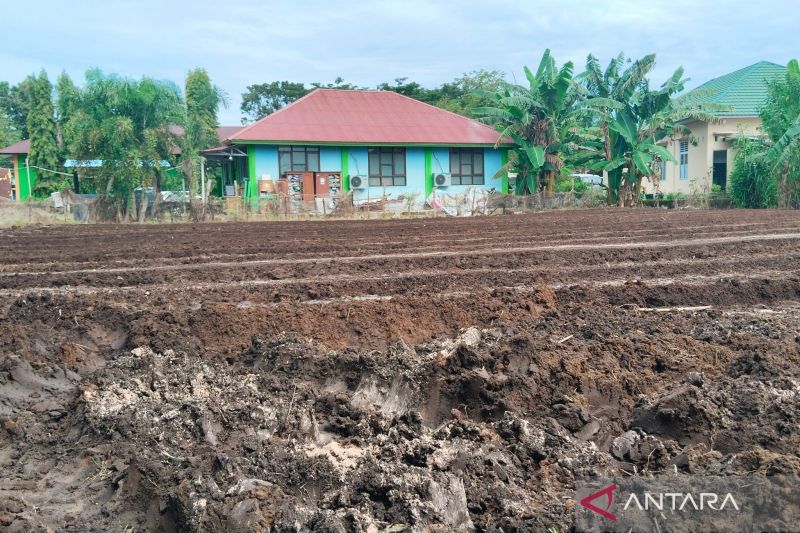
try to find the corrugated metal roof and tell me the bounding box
[232,89,509,146]
[685,61,786,117]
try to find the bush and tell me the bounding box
[728,142,777,208]
[555,175,590,193]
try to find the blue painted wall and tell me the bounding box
[252,145,279,181]
[248,144,506,205]
[320,146,342,171]
[427,148,505,195]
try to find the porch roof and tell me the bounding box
[0,139,30,155]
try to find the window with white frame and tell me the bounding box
[679,141,689,179]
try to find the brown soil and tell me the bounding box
[0,208,799,531]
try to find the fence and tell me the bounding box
[208,188,610,221]
[13,186,744,225]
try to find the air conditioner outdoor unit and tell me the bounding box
[349,175,366,189]
[433,172,451,187]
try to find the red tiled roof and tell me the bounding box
[231,89,510,146]
[0,139,30,155]
[169,125,242,140]
[217,126,242,140]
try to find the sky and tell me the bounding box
[1,0,797,125]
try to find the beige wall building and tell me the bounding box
[644,61,785,196]
[652,117,762,195]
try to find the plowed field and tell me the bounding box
[1,209,799,531]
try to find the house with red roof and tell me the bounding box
[203,89,512,204]
[1,90,510,204]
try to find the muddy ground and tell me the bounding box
[0,209,799,531]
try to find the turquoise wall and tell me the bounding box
[320,146,342,171]
[252,145,279,181]
[248,144,505,205]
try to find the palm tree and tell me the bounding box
[474,49,583,194]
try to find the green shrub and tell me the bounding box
[663,191,685,202]
[728,141,777,208]
[555,175,590,193]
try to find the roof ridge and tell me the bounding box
[312,88,385,93]
[686,61,786,117]
[228,88,512,145]
[697,61,783,90]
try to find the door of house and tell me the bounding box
[712,150,728,189]
[314,172,331,198]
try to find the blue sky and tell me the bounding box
[1,0,796,125]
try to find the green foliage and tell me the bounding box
[26,71,61,194]
[581,53,696,206]
[662,191,686,202]
[64,69,184,219]
[0,82,20,148]
[474,49,585,195]
[310,77,364,91]
[728,138,776,207]
[185,68,226,152]
[763,59,800,206]
[555,172,590,193]
[240,71,505,123]
[240,81,312,123]
[55,72,80,125]
[0,79,31,139]
[0,114,19,150]
[184,68,227,206]
[56,72,80,162]
[432,70,506,116]
[728,59,800,208]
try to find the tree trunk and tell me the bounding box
[633,175,643,204]
[125,189,135,223]
[138,189,149,223]
[152,172,161,220]
[602,124,614,205]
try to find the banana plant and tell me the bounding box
[475,49,585,195]
[765,59,800,179]
[600,107,674,203]
[582,55,717,205]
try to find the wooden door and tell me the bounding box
[314,172,331,198]
[301,171,315,202]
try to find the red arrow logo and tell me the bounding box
[579,483,617,520]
